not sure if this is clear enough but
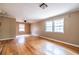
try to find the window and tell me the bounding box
[45,21,53,32]
[54,19,64,33]
[45,18,64,33]
[19,24,25,32]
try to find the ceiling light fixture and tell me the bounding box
[39,3,48,9]
[24,20,26,23]
[24,17,27,23]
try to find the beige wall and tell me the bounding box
[31,11,79,45]
[16,22,31,35]
[25,23,31,34]
[0,16,16,39]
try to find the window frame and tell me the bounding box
[53,18,64,33]
[45,18,64,33]
[19,23,25,32]
[45,21,53,32]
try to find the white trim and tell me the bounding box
[0,15,15,19]
[0,37,15,41]
[40,36,79,48]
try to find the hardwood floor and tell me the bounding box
[0,35,79,55]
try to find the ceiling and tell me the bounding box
[0,3,79,23]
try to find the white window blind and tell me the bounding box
[54,19,64,33]
[45,21,53,32]
[45,18,64,33]
[19,24,25,32]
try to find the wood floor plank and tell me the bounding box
[0,35,79,55]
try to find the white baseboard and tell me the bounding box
[0,37,15,41]
[40,36,79,48]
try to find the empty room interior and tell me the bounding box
[0,3,79,55]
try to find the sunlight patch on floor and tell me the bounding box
[16,34,31,37]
